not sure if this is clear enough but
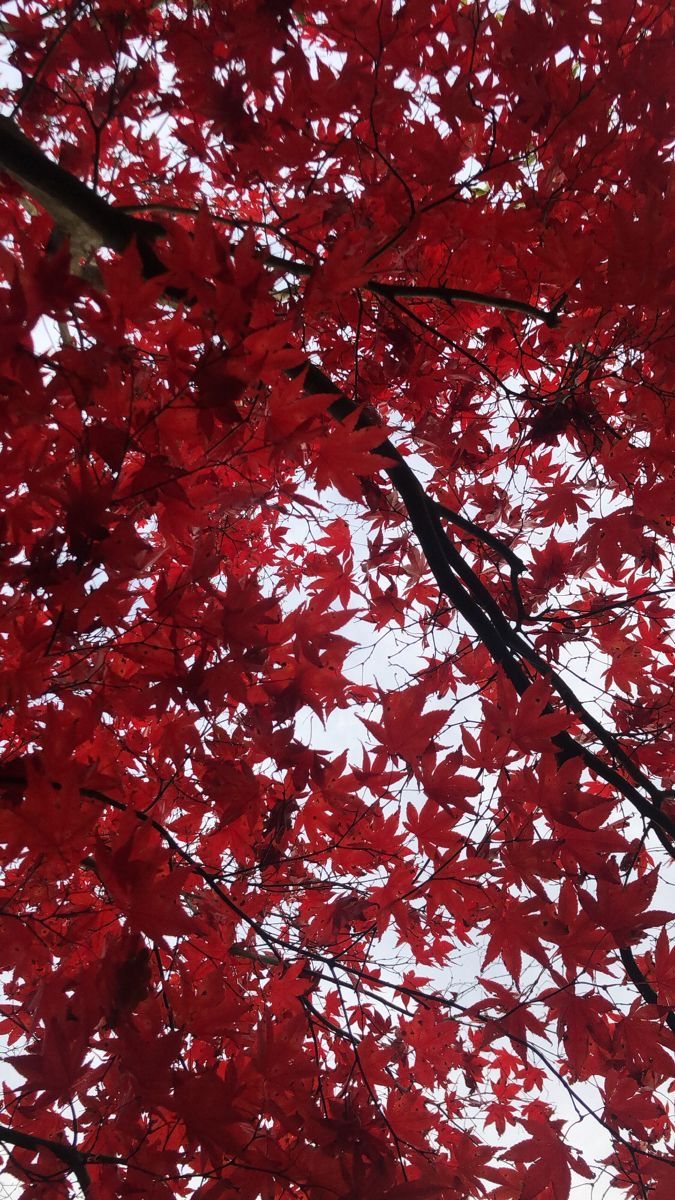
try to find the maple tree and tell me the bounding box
[0,0,674,1196]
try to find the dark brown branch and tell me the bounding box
[0,113,563,330]
[434,500,525,575]
[370,281,566,327]
[299,362,675,846]
[265,249,565,326]
[110,209,564,326]
[0,1122,91,1194]
[0,114,165,273]
[433,499,528,626]
[620,946,675,1035]
[432,514,670,812]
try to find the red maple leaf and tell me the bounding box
[507,1115,593,1200]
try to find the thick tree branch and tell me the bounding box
[619,946,675,1035]
[298,362,675,846]
[433,500,526,575]
[0,115,165,272]
[266,249,566,326]
[0,119,563,327]
[0,1122,91,1194]
[371,282,566,327]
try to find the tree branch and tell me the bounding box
[265,249,566,326]
[0,114,165,272]
[369,281,566,327]
[0,1122,91,1194]
[299,361,675,846]
[620,946,675,1035]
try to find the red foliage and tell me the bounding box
[0,2,673,1197]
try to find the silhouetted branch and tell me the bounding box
[0,1122,91,1194]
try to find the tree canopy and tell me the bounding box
[0,1,674,1197]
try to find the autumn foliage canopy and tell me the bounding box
[0,1,674,1197]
